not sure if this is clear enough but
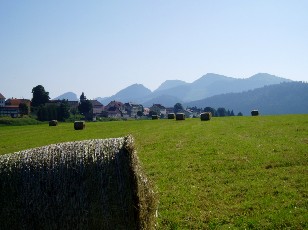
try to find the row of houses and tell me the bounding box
[46,99,174,119]
[0,93,31,117]
[0,92,198,118]
[102,101,199,118]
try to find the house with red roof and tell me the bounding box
[0,93,19,117]
[0,93,32,117]
[5,98,31,115]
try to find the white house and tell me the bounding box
[0,93,5,107]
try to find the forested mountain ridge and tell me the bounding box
[184,81,308,115]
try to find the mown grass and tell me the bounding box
[0,115,307,229]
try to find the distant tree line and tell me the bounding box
[31,85,93,121]
[204,107,237,117]
[187,105,243,117]
[36,101,70,121]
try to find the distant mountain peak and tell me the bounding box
[154,80,187,92]
[53,92,78,101]
[193,73,232,84]
[97,83,151,105]
[115,84,151,96]
[204,73,229,78]
[250,73,277,79]
[249,73,292,83]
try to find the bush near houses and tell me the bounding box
[0,116,42,126]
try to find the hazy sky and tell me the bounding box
[1,1,308,100]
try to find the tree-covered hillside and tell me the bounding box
[185,82,308,115]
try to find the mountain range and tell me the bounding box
[96,73,292,106]
[53,73,308,115]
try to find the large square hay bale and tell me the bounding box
[74,121,85,130]
[49,120,58,126]
[167,113,175,119]
[0,135,157,230]
[200,112,212,121]
[176,113,185,120]
[152,115,158,120]
[251,110,259,116]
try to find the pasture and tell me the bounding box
[0,115,307,229]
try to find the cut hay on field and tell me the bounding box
[152,115,158,120]
[49,120,58,126]
[74,121,85,130]
[200,112,212,121]
[0,136,157,230]
[251,110,259,116]
[167,113,175,119]
[176,113,185,120]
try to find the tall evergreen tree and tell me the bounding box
[78,93,93,120]
[80,92,86,102]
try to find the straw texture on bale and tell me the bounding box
[200,112,212,121]
[176,113,185,120]
[0,135,157,230]
[49,120,58,126]
[74,121,85,130]
[167,113,175,119]
[251,110,259,116]
[152,115,158,120]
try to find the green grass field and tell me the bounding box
[1,115,307,229]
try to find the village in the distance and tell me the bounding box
[0,86,225,122]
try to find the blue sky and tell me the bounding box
[1,1,308,99]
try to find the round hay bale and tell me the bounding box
[200,112,212,121]
[152,115,158,120]
[49,120,58,126]
[251,110,259,116]
[176,113,185,120]
[74,121,85,130]
[167,113,175,119]
[0,136,158,230]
